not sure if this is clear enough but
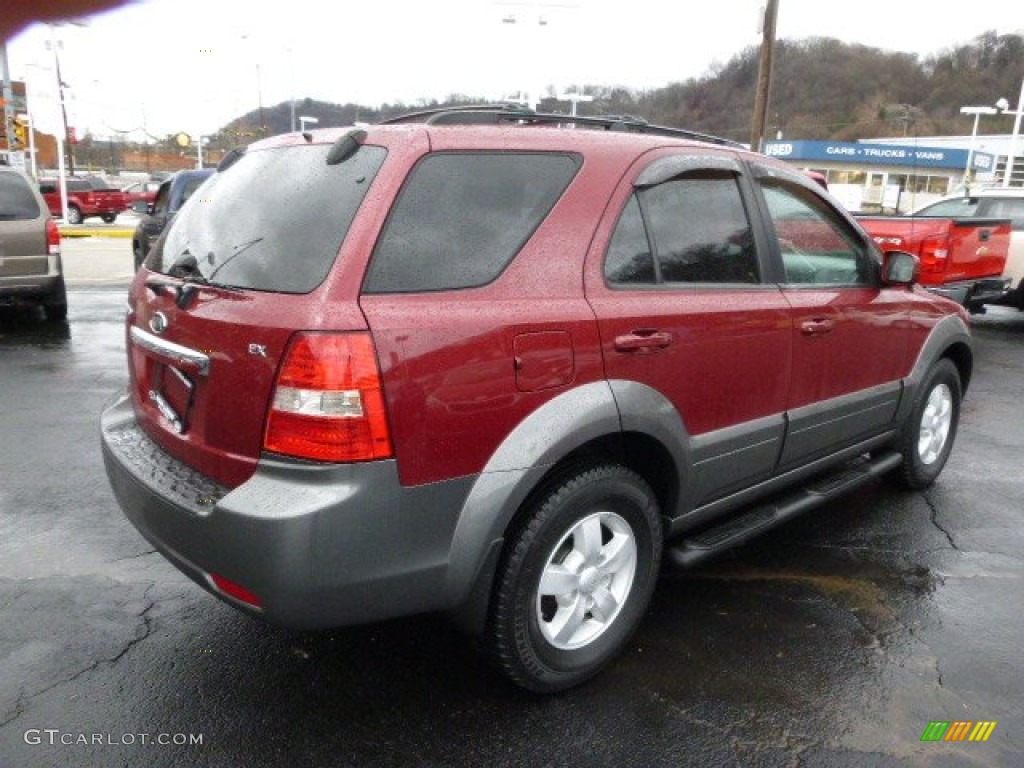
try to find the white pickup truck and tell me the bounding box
[912,188,1024,311]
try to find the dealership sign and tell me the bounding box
[763,140,993,171]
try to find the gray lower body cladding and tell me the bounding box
[100,394,473,629]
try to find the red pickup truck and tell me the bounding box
[38,176,127,225]
[856,215,1011,311]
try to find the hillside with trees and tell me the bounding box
[209,30,1023,150]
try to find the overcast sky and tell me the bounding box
[8,0,1021,141]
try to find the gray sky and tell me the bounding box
[8,0,1021,140]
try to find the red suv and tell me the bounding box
[101,107,972,692]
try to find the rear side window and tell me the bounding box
[364,152,580,293]
[0,173,41,220]
[605,172,759,285]
[149,143,387,293]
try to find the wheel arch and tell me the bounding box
[896,314,972,425]
[446,380,687,635]
[941,340,973,396]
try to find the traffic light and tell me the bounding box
[12,117,27,148]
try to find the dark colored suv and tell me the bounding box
[101,107,972,692]
[131,169,215,269]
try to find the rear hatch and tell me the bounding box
[0,171,48,278]
[127,139,388,487]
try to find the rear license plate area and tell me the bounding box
[149,363,195,433]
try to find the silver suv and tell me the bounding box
[0,166,65,321]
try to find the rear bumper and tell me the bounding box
[0,270,63,303]
[927,277,1011,307]
[100,393,473,629]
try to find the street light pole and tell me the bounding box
[959,105,997,187]
[997,77,1024,188]
[299,115,318,132]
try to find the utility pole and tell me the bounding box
[1,41,17,164]
[750,0,778,152]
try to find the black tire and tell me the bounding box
[66,205,83,225]
[893,358,961,489]
[100,213,117,223]
[486,463,662,693]
[43,280,68,323]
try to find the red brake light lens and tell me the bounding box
[264,332,393,462]
[919,234,949,274]
[46,219,61,255]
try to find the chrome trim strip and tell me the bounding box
[130,325,211,376]
[149,389,183,433]
[167,364,195,392]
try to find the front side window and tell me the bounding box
[605,171,758,285]
[365,152,579,293]
[759,180,873,286]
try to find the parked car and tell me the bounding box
[856,212,1011,311]
[101,107,972,693]
[911,187,1024,310]
[121,180,160,209]
[0,166,66,321]
[131,169,214,269]
[38,175,127,224]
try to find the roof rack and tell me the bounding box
[380,104,743,148]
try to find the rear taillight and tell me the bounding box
[919,234,949,275]
[46,219,61,255]
[263,332,393,462]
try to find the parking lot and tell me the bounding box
[1,239,1022,767]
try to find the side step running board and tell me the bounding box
[667,451,902,568]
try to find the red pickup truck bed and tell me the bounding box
[857,215,1011,308]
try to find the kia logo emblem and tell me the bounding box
[149,312,169,335]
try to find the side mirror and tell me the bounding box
[882,250,919,286]
[131,200,149,214]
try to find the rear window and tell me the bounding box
[0,172,41,220]
[147,143,386,293]
[363,152,580,293]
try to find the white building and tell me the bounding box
[762,134,1021,213]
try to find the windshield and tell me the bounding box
[147,142,387,293]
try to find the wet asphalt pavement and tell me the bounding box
[1,289,1022,767]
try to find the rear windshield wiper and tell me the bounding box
[148,251,241,308]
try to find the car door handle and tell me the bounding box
[614,330,673,353]
[800,318,835,336]
[979,229,991,242]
